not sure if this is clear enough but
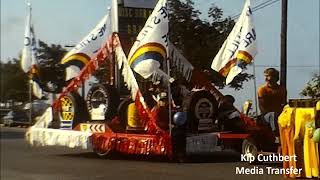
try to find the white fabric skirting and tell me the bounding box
[25,107,92,150]
[26,127,92,150]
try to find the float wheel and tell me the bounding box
[86,84,119,121]
[182,90,218,132]
[58,92,88,129]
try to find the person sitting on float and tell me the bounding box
[171,79,191,109]
[217,95,244,132]
[151,92,170,131]
[257,68,287,140]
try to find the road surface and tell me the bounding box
[1,126,285,180]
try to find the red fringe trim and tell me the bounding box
[91,132,171,156]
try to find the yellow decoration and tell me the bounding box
[278,106,319,178]
[304,124,319,178]
[80,124,88,132]
[127,103,143,128]
[278,107,297,178]
[278,105,295,128]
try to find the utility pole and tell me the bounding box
[280,0,288,100]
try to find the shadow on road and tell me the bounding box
[0,128,26,139]
[58,151,242,164]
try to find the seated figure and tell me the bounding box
[217,95,244,132]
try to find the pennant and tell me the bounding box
[114,34,141,102]
[127,0,169,81]
[61,12,112,81]
[168,41,194,81]
[211,0,257,84]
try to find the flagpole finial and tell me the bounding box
[26,1,31,6]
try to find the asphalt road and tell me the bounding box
[1,126,285,180]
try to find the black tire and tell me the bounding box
[182,90,218,132]
[117,97,133,128]
[58,92,88,129]
[86,84,120,121]
[242,138,258,164]
[94,148,112,159]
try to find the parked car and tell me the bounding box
[2,110,29,127]
[0,109,11,123]
[24,100,50,118]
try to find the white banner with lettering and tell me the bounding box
[127,0,169,80]
[211,0,257,84]
[61,12,112,81]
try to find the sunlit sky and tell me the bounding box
[1,0,319,111]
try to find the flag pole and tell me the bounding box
[164,1,172,136]
[166,57,172,136]
[252,61,258,116]
[29,79,32,124]
[27,3,33,124]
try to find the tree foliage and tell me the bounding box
[0,59,29,102]
[36,40,109,91]
[36,40,67,92]
[300,73,320,98]
[168,0,253,89]
[0,40,67,103]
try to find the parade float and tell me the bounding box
[24,0,283,163]
[23,3,319,177]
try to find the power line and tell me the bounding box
[231,0,280,19]
[254,65,319,68]
[253,0,279,12]
[231,0,280,20]
[253,0,277,9]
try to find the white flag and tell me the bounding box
[211,0,257,84]
[127,0,169,80]
[61,11,112,81]
[21,4,43,99]
[21,4,37,73]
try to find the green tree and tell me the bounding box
[300,73,320,98]
[0,58,29,102]
[168,0,253,90]
[36,40,67,92]
[0,40,68,104]
[36,40,110,92]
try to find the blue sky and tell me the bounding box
[1,0,319,110]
